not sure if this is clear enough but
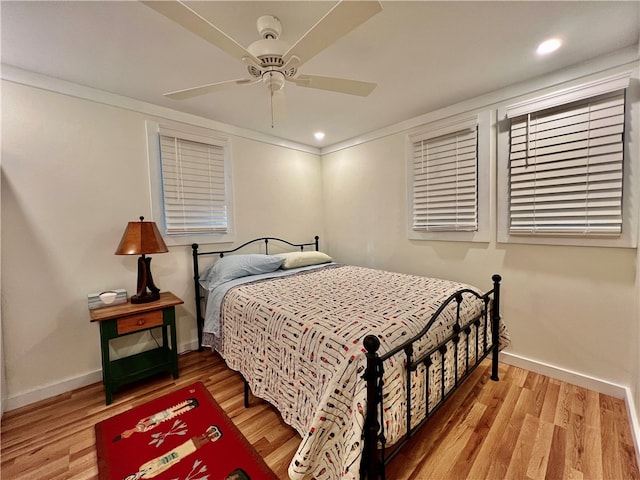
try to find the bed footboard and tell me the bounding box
[361,274,503,479]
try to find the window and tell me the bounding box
[411,127,477,231]
[146,121,234,246]
[407,112,491,242]
[498,71,637,248]
[509,92,624,236]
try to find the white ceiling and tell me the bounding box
[2,1,639,148]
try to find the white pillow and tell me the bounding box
[275,251,332,270]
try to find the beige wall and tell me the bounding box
[1,81,323,407]
[322,63,640,436]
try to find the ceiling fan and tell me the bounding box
[143,1,382,111]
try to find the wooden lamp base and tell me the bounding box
[131,255,161,304]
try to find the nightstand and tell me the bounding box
[89,291,184,405]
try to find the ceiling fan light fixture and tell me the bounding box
[264,71,285,92]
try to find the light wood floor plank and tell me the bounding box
[545,424,567,480]
[1,350,639,480]
[526,420,555,480]
[601,395,624,480]
[540,379,560,425]
[583,423,604,480]
[464,380,522,479]
[504,412,539,479]
[554,381,572,428]
[488,384,534,479]
[420,402,486,479]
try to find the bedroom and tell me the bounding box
[1,0,639,478]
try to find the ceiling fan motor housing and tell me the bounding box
[246,16,297,80]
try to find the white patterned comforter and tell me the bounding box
[205,264,510,479]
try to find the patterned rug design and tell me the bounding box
[95,382,277,480]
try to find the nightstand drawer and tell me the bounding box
[117,310,163,334]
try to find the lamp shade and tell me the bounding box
[115,216,168,255]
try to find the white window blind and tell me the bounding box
[159,133,228,235]
[411,127,478,231]
[508,90,625,236]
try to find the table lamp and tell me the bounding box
[115,216,169,304]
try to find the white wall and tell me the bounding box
[1,80,323,409]
[322,60,640,433]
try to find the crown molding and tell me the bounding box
[0,64,320,155]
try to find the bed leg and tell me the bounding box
[491,274,501,381]
[192,243,204,351]
[362,335,382,479]
[244,379,250,408]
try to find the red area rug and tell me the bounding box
[95,382,278,480]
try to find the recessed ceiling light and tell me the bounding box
[314,131,325,141]
[537,38,562,55]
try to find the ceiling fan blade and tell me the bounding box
[165,79,255,100]
[283,1,382,66]
[289,74,376,97]
[142,1,260,65]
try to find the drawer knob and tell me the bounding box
[137,319,145,326]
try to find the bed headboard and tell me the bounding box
[191,236,320,349]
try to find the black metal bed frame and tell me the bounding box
[191,236,502,480]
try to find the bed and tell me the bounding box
[191,236,510,480]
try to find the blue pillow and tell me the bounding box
[199,254,284,290]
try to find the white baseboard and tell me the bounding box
[500,351,626,398]
[500,351,640,466]
[6,370,104,411]
[5,339,201,411]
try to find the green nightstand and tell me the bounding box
[89,291,184,405]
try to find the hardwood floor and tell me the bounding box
[1,349,638,480]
